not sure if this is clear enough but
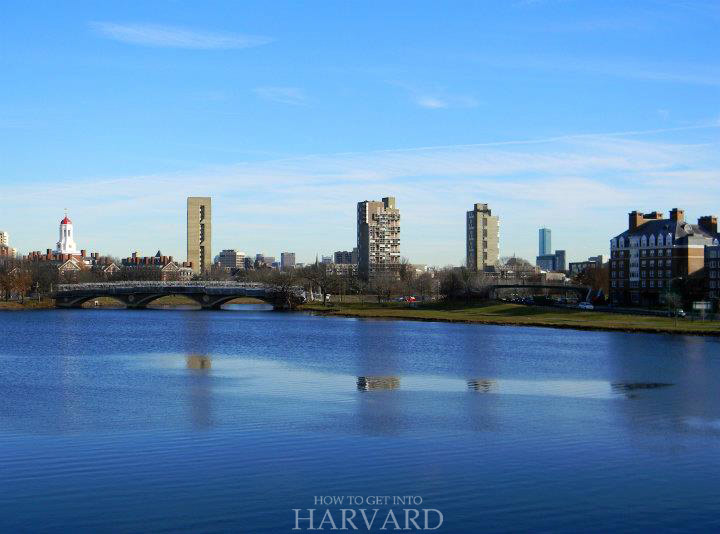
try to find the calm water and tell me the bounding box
[1,306,719,533]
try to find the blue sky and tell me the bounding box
[1,0,719,265]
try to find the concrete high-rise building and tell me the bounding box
[466,203,499,272]
[538,228,552,256]
[187,197,212,274]
[357,197,401,280]
[216,249,245,269]
[281,252,296,271]
[0,231,8,247]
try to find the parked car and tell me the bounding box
[578,302,594,310]
[667,309,686,317]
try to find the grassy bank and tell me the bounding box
[0,298,56,310]
[299,301,720,337]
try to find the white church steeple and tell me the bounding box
[55,210,78,254]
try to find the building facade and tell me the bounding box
[334,248,358,265]
[609,209,719,306]
[122,251,193,281]
[706,245,720,302]
[357,197,401,280]
[187,197,211,274]
[538,228,552,256]
[0,230,16,259]
[466,203,499,272]
[280,252,296,271]
[569,255,605,276]
[216,249,245,270]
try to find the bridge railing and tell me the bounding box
[56,281,274,291]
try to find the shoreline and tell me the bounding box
[3,298,717,337]
[299,302,720,337]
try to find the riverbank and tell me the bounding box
[299,301,720,336]
[0,299,55,310]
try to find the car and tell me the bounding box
[578,302,594,310]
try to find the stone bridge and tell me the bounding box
[54,282,306,310]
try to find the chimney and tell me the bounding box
[698,215,718,235]
[670,208,685,223]
[628,211,644,231]
[81,249,86,257]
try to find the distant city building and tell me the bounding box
[281,252,296,271]
[706,244,720,301]
[569,255,605,276]
[0,230,16,259]
[536,250,566,272]
[122,251,193,281]
[357,197,401,280]
[254,254,275,268]
[538,228,552,256]
[55,213,79,254]
[609,209,719,306]
[466,203,499,272]
[321,255,333,265]
[334,248,359,264]
[187,197,211,274]
[216,249,245,269]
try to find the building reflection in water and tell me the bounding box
[357,376,400,391]
[183,312,213,429]
[186,355,212,370]
[467,379,497,393]
[355,376,401,436]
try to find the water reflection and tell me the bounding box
[357,376,400,391]
[186,355,212,370]
[467,379,497,393]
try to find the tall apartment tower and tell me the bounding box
[357,197,401,280]
[466,203,499,271]
[538,228,552,256]
[187,197,212,274]
[0,230,8,246]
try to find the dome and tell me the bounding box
[61,216,72,225]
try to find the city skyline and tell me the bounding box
[2,1,719,264]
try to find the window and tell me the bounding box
[650,280,654,288]
[657,280,663,288]
[649,270,654,278]
[666,269,672,277]
[612,280,617,288]
[658,234,664,247]
[620,281,625,288]
[641,280,646,287]
[641,260,646,267]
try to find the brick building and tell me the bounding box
[609,209,718,306]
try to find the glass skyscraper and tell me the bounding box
[538,228,552,256]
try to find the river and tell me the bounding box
[1,305,719,533]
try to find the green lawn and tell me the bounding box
[299,301,720,336]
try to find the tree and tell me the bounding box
[11,270,33,303]
[370,271,398,303]
[302,263,338,305]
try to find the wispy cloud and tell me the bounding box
[4,125,719,265]
[254,87,307,106]
[413,92,480,110]
[90,22,272,49]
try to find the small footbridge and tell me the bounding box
[54,282,306,310]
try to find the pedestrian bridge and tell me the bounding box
[489,283,590,298]
[54,282,306,310]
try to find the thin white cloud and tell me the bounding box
[4,126,720,265]
[415,94,479,109]
[90,22,272,49]
[416,96,448,109]
[254,87,306,106]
